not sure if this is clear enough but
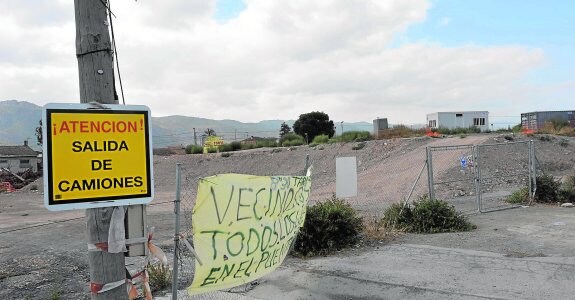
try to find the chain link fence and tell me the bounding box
[170,153,310,299]
[168,140,432,298]
[476,141,535,212]
[427,144,478,213]
[427,141,536,213]
[304,139,430,218]
[165,137,569,298]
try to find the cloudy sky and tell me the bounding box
[1,0,573,126]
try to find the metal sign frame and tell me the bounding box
[42,103,154,211]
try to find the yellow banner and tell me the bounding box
[203,136,224,153]
[188,173,311,295]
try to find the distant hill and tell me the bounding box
[0,100,43,150]
[0,100,373,149]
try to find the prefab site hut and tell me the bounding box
[426,111,489,132]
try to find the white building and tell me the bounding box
[426,111,489,132]
[0,141,40,173]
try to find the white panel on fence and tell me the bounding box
[336,156,357,198]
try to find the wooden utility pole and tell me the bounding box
[75,0,126,299]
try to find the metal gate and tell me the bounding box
[427,141,536,213]
[427,144,478,213]
[475,141,536,212]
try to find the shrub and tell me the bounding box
[282,139,305,147]
[378,125,425,139]
[230,141,242,151]
[221,152,231,158]
[336,131,372,142]
[256,138,278,148]
[241,143,256,150]
[558,127,575,137]
[147,263,171,292]
[538,135,552,142]
[293,195,363,257]
[312,134,330,144]
[558,173,575,203]
[506,187,529,204]
[352,142,366,150]
[219,143,233,152]
[383,198,475,233]
[535,174,561,203]
[185,144,203,154]
[558,189,575,203]
[437,127,481,135]
[381,202,413,230]
[410,198,475,233]
[280,133,305,146]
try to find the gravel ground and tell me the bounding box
[1,134,574,299]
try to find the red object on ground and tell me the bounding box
[0,182,15,192]
[425,127,440,137]
[522,128,535,135]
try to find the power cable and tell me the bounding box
[107,0,126,105]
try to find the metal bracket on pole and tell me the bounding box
[86,102,112,110]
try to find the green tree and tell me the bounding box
[293,111,335,142]
[279,122,291,137]
[204,128,216,136]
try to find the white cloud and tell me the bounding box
[0,0,565,125]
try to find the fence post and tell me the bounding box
[426,147,435,199]
[303,154,310,175]
[527,141,533,202]
[530,140,537,200]
[172,163,182,300]
[475,145,483,212]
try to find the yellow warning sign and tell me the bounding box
[43,103,154,211]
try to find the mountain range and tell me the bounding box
[0,100,373,149]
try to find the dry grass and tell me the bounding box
[558,127,575,137]
[362,216,403,241]
[376,126,426,139]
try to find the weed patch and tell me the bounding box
[148,263,171,292]
[335,131,372,142]
[506,187,529,204]
[185,145,203,154]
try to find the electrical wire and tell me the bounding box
[107,0,126,105]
